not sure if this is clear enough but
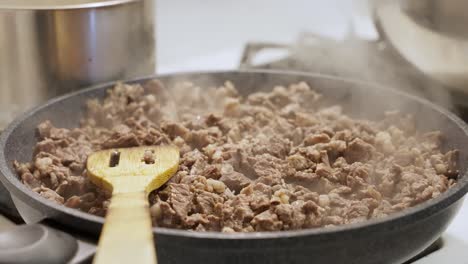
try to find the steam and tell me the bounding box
[144,76,232,125]
[151,0,463,136]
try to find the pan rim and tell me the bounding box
[1,69,467,240]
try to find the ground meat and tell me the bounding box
[15,79,459,232]
[219,165,251,193]
[161,183,192,218]
[142,149,155,164]
[251,210,283,231]
[344,138,375,163]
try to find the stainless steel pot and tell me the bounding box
[0,0,156,128]
[376,0,468,95]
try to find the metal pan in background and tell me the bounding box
[0,71,467,264]
[376,0,468,95]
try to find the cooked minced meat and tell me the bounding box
[14,80,459,232]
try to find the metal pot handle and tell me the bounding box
[239,42,290,69]
[0,221,78,264]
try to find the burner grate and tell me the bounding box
[403,239,444,263]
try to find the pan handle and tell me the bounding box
[0,222,78,264]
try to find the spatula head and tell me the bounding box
[86,145,179,194]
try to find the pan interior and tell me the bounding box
[1,71,467,238]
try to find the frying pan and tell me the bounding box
[0,70,467,264]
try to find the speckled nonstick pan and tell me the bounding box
[0,70,467,264]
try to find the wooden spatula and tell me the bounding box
[86,145,179,264]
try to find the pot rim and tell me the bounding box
[0,0,139,11]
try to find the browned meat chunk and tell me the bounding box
[345,138,375,163]
[219,165,251,193]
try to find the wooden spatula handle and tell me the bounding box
[93,191,156,264]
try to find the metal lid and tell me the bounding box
[0,0,139,10]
